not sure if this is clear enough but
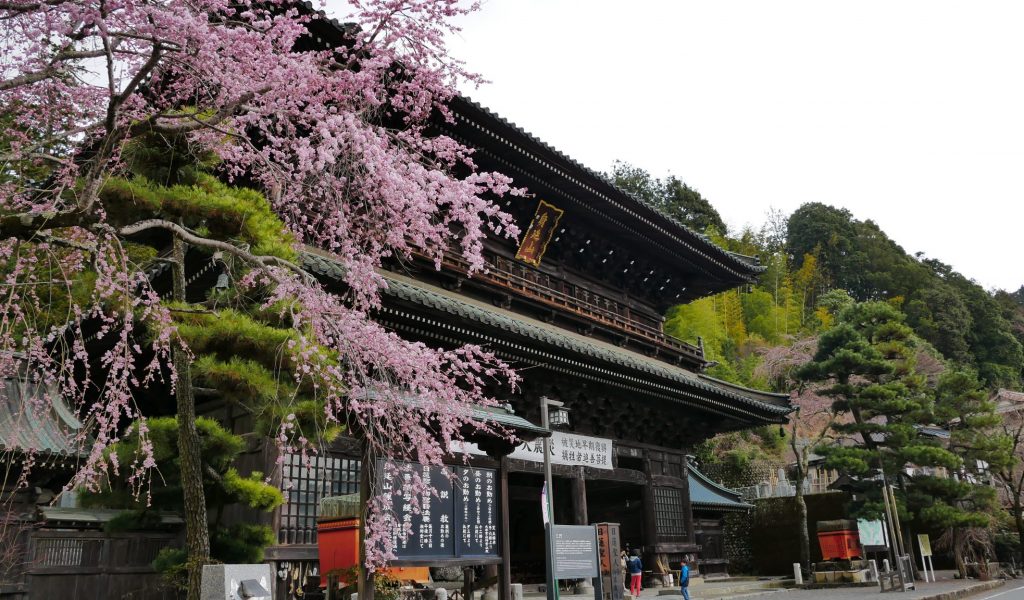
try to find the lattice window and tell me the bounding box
[653,486,686,537]
[34,537,103,567]
[279,454,361,544]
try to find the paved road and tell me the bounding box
[721,579,1015,600]
[973,583,1024,599]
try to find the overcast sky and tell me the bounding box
[330,1,1024,292]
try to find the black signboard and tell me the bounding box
[378,460,499,560]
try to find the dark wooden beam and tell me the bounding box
[571,467,588,525]
[499,456,512,600]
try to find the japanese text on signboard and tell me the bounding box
[457,432,613,470]
[378,460,499,560]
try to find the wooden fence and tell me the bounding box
[1,529,180,600]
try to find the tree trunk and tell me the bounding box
[795,484,810,573]
[1014,494,1024,560]
[173,235,211,600]
[792,439,811,574]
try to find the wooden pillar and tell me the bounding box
[571,467,588,525]
[358,442,375,600]
[499,456,512,600]
[641,453,657,556]
[462,566,475,600]
[682,461,696,546]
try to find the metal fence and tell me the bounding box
[735,479,834,500]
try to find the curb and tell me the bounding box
[918,579,1004,600]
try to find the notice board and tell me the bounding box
[378,460,499,560]
[552,524,599,579]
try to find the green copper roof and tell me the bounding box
[0,379,83,456]
[301,250,792,424]
[689,465,753,512]
[472,404,549,437]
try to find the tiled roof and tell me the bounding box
[452,98,764,280]
[302,250,793,423]
[994,388,1024,413]
[0,379,83,456]
[290,5,763,283]
[472,405,549,438]
[38,507,183,525]
[688,464,753,512]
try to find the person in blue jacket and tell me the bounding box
[679,558,691,600]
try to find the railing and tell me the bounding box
[432,251,705,362]
[735,479,835,500]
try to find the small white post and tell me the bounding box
[793,563,803,586]
[883,559,890,572]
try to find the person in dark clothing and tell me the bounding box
[627,549,643,596]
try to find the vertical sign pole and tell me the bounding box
[593,524,603,600]
[541,397,561,600]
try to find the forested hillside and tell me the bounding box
[611,162,1024,478]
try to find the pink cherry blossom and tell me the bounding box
[1,0,521,569]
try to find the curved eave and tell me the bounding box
[450,97,764,284]
[286,5,762,294]
[302,251,790,426]
[692,500,752,513]
[697,374,793,409]
[688,463,753,512]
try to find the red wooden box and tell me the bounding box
[817,529,862,561]
[317,518,430,585]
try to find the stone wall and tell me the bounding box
[723,512,753,574]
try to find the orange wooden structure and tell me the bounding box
[817,528,862,561]
[317,518,430,585]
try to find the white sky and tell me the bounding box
[329,1,1024,292]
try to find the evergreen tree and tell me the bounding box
[795,302,980,532]
[81,417,283,589]
[608,161,727,234]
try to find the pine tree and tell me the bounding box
[795,302,977,534]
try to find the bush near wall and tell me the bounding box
[724,512,754,574]
[748,492,851,575]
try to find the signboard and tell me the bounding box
[857,519,886,547]
[917,534,932,557]
[596,523,624,600]
[378,460,499,560]
[552,524,599,579]
[457,432,613,470]
[515,200,564,267]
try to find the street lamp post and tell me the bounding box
[541,396,566,600]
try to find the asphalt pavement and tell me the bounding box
[973,583,1024,600]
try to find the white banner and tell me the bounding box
[456,432,614,470]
